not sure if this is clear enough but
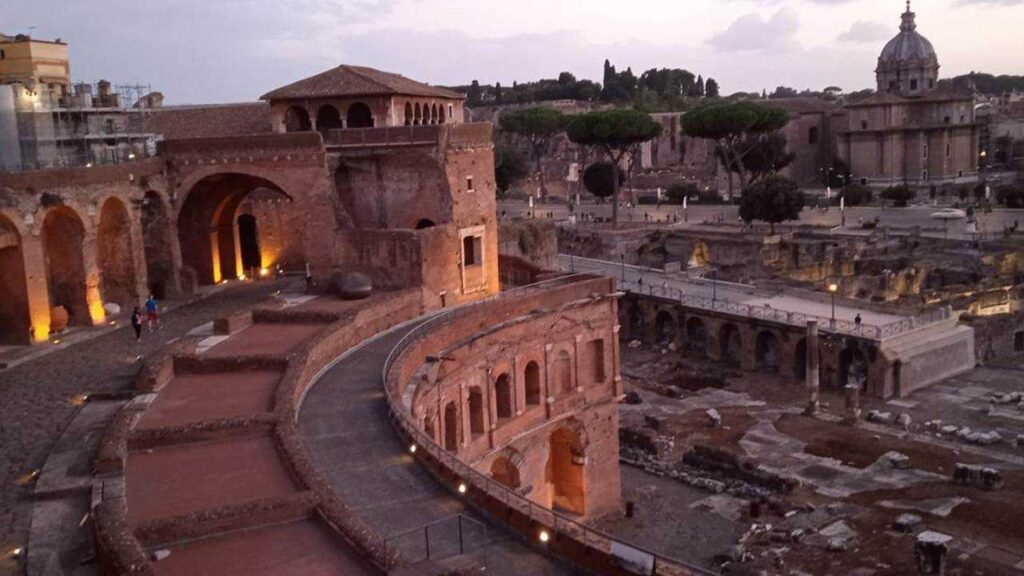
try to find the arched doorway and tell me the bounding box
[839,346,869,392]
[0,214,31,344]
[468,387,484,437]
[237,214,260,274]
[688,241,710,268]
[177,174,297,285]
[524,361,541,405]
[404,102,413,126]
[142,192,175,299]
[443,401,458,452]
[414,103,422,125]
[495,373,512,419]
[686,317,708,356]
[794,338,807,380]
[422,414,436,443]
[719,323,742,366]
[491,456,521,489]
[316,105,343,131]
[283,106,311,132]
[547,427,585,515]
[554,350,573,393]
[97,198,138,310]
[414,219,437,230]
[628,305,644,341]
[346,102,374,128]
[655,310,676,344]
[431,104,439,124]
[42,207,89,327]
[755,331,781,373]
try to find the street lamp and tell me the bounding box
[620,253,626,283]
[828,281,839,328]
[711,270,718,306]
[570,244,576,273]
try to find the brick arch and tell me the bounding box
[97,197,139,310]
[655,308,677,344]
[41,205,90,328]
[755,329,782,373]
[718,322,742,366]
[0,212,31,344]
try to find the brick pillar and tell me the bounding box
[128,201,149,305]
[81,229,105,326]
[804,321,820,416]
[20,232,52,342]
[544,343,554,419]
[844,384,861,425]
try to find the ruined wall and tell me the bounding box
[498,219,558,271]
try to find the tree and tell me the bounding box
[582,162,627,200]
[738,175,804,234]
[716,131,795,185]
[769,86,799,99]
[494,82,504,104]
[494,145,529,194]
[467,80,483,107]
[691,75,705,98]
[499,107,569,200]
[705,78,720,98]
[881,185,915,208]
[682,101,790,200]
[665,182,700,205]
[566,109,663,226]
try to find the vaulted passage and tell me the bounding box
[443,401,459,452]
[491,456,521,490]
[97,197,138,310]
[0,215,30,344]
[548,427,585,515]
[524,361,541,405]
[142,191,175,299]
[719,323,742,366]
[42,207,90,328]
[756,331,781,373]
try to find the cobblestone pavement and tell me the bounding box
[0,280,292,576]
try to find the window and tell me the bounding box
[946,143,951,158]
[448,104,454,119]
[929,79,934,89]
[958,170,964,178]
[889,80,897,91]
[466,176,475,193]
[525,361,541,405]
[587,339,606,383]
[468,387,485,435]
[923,143,928,159]
[808,126,819,145]
[910,79,918,91]
[861,119,868,130]
[462,235,482,267]
[0,50,5,60]
[922,170,929,181]
[495,374,512,419]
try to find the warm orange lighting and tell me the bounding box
[52,339,62,345]
[32,323,49,343]
[259,267,270,277]
[409,444,417,454]
[238,274,247,281]
[828,283,839,293]
[538,530,550,543]
[457,483,467,494]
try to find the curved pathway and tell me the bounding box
[299,321,571,575]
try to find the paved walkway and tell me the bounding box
[299,321,572,575]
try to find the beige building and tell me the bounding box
[837,3,980,188]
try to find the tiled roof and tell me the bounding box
[260,65,464,101]
[134,102,272,139]
[846,85,972,108]
[766,97,842,115]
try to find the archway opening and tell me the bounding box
[554,350,573,393]
[414,103,422,125]
[839,346,869,392]
[414,219,437,230]
[686,317,708,356]
[0,215,31,344]
[468,387,484,437]
[525,361,541,405]
[491,457,521,490]
[794,338,808,380]
[316,105,343,131]
[655,310,676,344]
[547,427,585,515]
[431,104,439,124]
[97,198,138,311]
[443,401,458,452]
[404,102,413,126]
[628,305,644,341]
[283,106,311,132]
[496,373,512,419]
[42,207,89,327]
[237,214,261,274]
[346,102,374,128]
[142,191,175,299]
[422,414,436,443]
[756,331,781,373]
[719,323,742,366]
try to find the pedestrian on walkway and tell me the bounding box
[130,307,143,341]
[855,313,862,331]
[145,294,161,332]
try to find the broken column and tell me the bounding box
[844,384,861,425]
[915,531,952,576]
[803,320,820,416]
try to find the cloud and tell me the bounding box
[954,0,1022,4]
[838,21,891,43]
[708,9,800,52]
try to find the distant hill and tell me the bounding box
[951,72,1024,94]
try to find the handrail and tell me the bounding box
[381,276,717,576]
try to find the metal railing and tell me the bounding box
[617,279,950,341]
[385,514,489,565]
[381,276,717,576]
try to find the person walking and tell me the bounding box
[855,313,863,331]
[144,294,161,332]
[130,307,143,341]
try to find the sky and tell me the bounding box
[5,0,1023,104]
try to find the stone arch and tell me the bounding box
[839,345,869,392]
[524,360,542,405]
[719,322,742,366]
[686,317,708,355]
[236,213,260,273]
[491,455,522,490]
[628,303,645,341]
[495,373,513,419]
[554,350,573,393]
[755,330,781,373]
[346,102,374,128]
[0,213,31,344]
[316,104,344,131]
[97,197,139,310]
[547,425,585,515]
[42,206,90,328]
[794,338,807,380]
[414,103,422,125]
[414,219,437,230]
[468,386,485,436]
[404,102,413,126]
[438,103,446,124]
[431,104,439,124]
[176,172,297,286]
[422,412,436,443]
[141,191,175,299]
[655,309,676,344]
[283,105,311,132]
[443,400,459,451]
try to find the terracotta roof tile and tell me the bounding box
[133,102,272,139]
[260,65,464,101]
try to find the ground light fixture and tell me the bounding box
[260,267,270,277]
[409,444,417,454]
[538,529,550,543]
[10,547,22,559]
[457,483,467,494]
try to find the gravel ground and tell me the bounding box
[0,280,291,575]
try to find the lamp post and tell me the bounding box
[620,253,626,283]
[828,281,839,329]
[711,270,718,307]
[570,244,575,273]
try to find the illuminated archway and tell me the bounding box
[97,197,138,310]
[42,207,89,327]
[0,214,31,344]
[547,426,585,515]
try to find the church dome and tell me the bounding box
[875,2,939,96]
[879,5,936,65]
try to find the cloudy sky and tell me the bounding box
[6,0,1023,104]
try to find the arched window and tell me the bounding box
[404,102,413,126]
[468,387,484,436]
[414,219,436,230]
[283,106,311,132]
[414,103,422,125]
[443,401,458,451]
[525,361,541,405]
[346,102,374,128]
[316,105,343,131]
[587,339,605,383]
[431,104,439,125]
[495,374,512,419]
